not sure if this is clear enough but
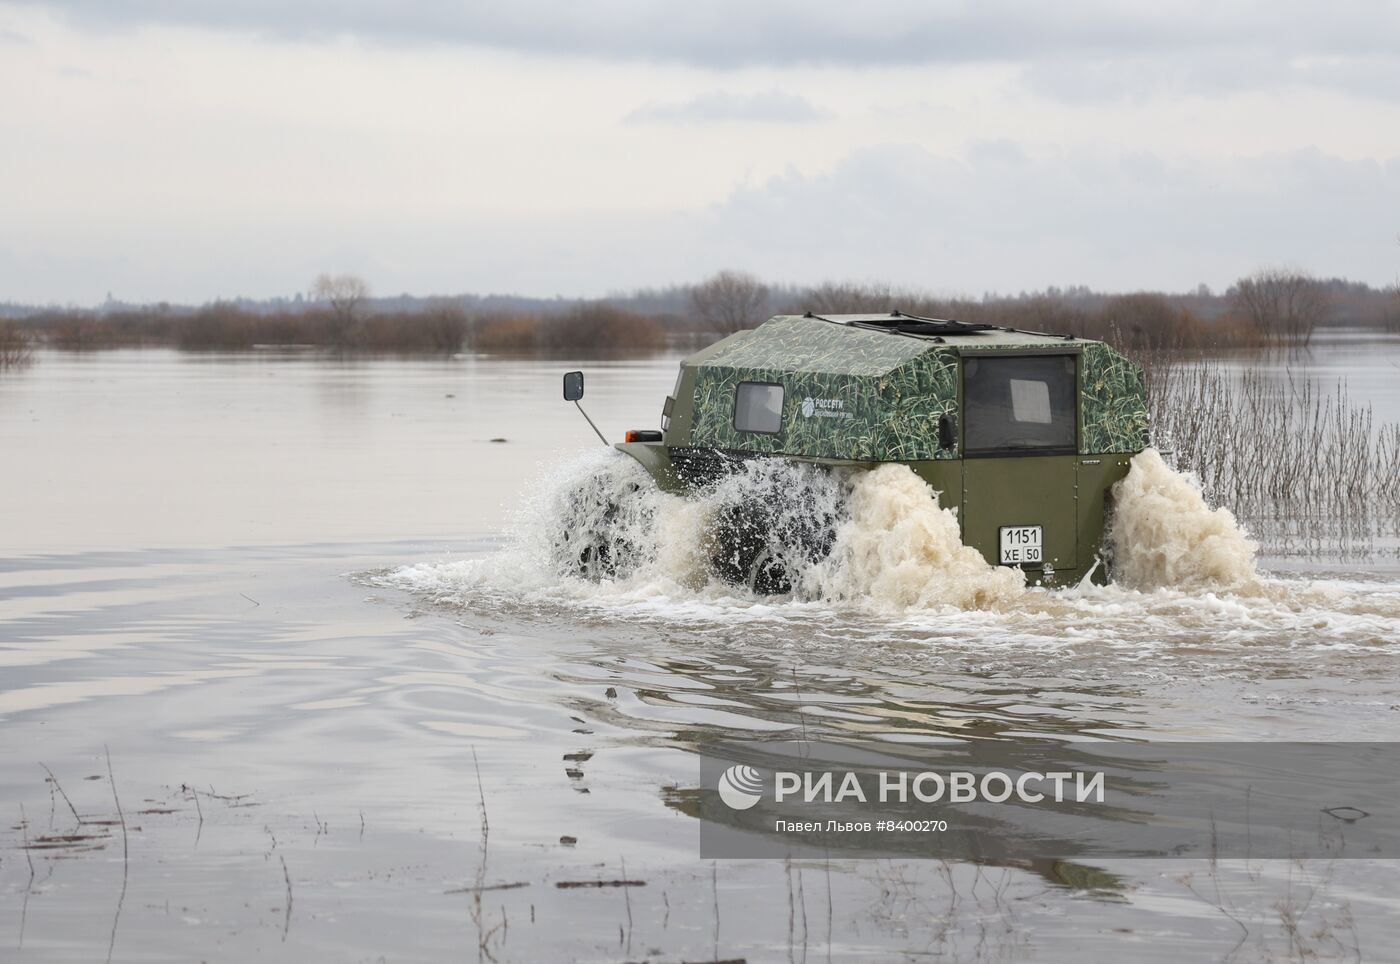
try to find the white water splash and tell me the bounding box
[386,447,1371,632]
[380,448,1400,671]
[1108,449,1260,593]
[519,452,1025,611]
[805,464,1027,610]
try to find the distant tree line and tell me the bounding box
[473,303,666,353]
[2,266,1396,368]
[684,267,1381,349]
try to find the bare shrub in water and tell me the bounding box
[471,304,664,354]
[471,313,540,352]
[0,320,34,369]
[1147,359,1400,552]
[537,303,665,353]
[352,303,468,352]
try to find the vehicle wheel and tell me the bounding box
[708,472,842,595]
[745,546,792,595]
[569,532,615,579]
[552,470,654,581]
[710,501,780,592]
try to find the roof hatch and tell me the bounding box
[804,310,998,337]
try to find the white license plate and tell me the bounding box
[999,525,1043,565]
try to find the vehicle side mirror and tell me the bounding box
[563,371,584,402]
[938,412,957,451]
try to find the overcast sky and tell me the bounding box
[3,1,1399,305]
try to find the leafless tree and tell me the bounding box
[1230,268,1330,345]
[800,280,899,314]
[420,301,470,353]
[794,280,964,321]
[312,273,371,344]
[1097,292,1196,350]
[690,270,770,334]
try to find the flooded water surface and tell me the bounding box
[3,339,1400,961]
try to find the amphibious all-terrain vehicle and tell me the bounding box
[563,311,1150,592]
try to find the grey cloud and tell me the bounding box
[1022,50,1400,104]
[674,144,1400,293]
[7,143,1398,303]
[1288,56,1400,103]
[402,145,1400,296]
[625,91,827,125]
[13,0,1400,70]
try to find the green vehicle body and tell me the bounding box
[615,312,1149,586]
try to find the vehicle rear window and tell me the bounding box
[963,355,1076,455]
[734,382,784,434]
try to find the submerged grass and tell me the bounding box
[0,319,34,369]
[1144,352,1400,555]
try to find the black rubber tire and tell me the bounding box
[710,501,793,594]
[708,480,841,595]
[553,480,649,580]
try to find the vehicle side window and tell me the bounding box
[734,382,784,434]
[963,355,1076,455]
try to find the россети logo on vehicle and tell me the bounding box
[800,397,852,419]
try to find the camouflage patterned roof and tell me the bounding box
[682,315,1148,459]
[691,315,1075,377]
[693,315,931,376]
